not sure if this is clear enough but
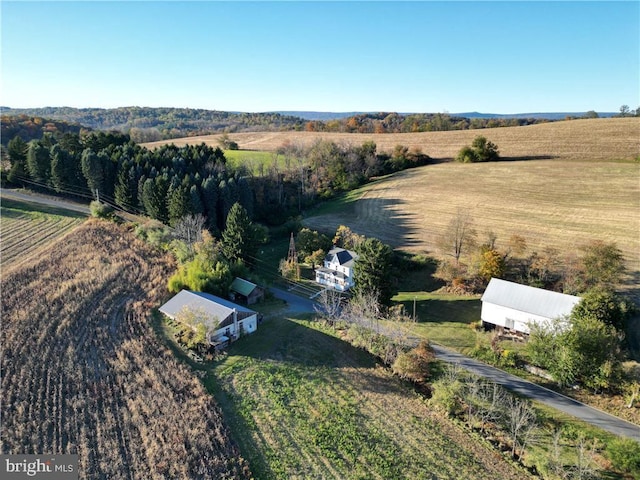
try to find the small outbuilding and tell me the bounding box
[480,278,581,335]
[229,277,264,305]
[159,290,258,347]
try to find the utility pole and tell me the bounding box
[413,296,417,322]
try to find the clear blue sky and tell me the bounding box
[2,1,638,114]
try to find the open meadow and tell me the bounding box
[142,117,639,161]
[206,316,530,480]
[0,220,250,479]
[304,159,640,295]
[0,197,86,271]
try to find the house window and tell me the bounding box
[505,318,515,330]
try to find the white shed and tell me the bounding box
[159,290,258,345]
[480,278,581,334]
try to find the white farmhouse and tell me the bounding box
[480,278,581,334]
[315,246,359,292]
[159,290,258,347]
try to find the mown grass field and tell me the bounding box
[223,149,286,174]
[304,159,640,296]
[0,197,86,271]
[143,117,639,161]
[207,316,530,480]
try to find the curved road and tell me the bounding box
[432,344,640,441]
[270,287,640,440]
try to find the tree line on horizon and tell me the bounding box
[1,106,609,144]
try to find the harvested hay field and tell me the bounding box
[304,159,640,292]
[142,117,640,162]
[1,220,250,479]
[0,197,85,271]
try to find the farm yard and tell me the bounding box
[0,197,86,271]
[0,220,250,479]
[207,316,530,480]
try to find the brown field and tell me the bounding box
[304,159,640,293]
[142,117,640,161]
[0,197,85,270]
[1,220,250,479]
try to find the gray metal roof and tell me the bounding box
[325,247,358,267]
[159,290,256,329]
[481,278,581,320]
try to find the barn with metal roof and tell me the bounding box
[480,278,581,334]
[159,290,258,345]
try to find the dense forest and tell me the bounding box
[1,107,556,142]
[1,114,86,145]
[1,107,305,141]
[3,130,431,226]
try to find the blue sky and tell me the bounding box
[1,1,638,113]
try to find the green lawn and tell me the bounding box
[206,316,527,480]
[392,291,482,352]
[224,149,306,175]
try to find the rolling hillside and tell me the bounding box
[142,117,639,162]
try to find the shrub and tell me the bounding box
[392,341,435,384]
[429,379,463,416]
[89,200,113,218]
[455,146,478,163]
[605,437,640,477]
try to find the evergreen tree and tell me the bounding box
[201,176,219,231]
[81,148,103,197]
[221,202,258,264]
[7,136,28,184]
[114,164,139,210]
[141,175,169,222]
[50,145,83,193]
[167,184,192,227]
[26,140,51,184]
[189,185,204,215]
[353,237,397,307]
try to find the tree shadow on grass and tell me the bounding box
[495,155,557,162]
[227,317,377,369]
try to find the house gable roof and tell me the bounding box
[159,290,256,330]
[481,278,581,320]
[326,246,358,268]
[230,277,258,297]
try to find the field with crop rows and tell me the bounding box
[208,317,529,480]
[0,198,86,270]
[143,117,639,162]
[1,220,250,479]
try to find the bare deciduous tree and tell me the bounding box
[504,395,537,458]
[172,213,206,251]
[314,289,343,325]
[437,209,477,266]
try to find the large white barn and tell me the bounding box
[480,278,581,334]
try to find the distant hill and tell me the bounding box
[0,107,306,141]
[0,114,86,145]
[275,111,618,120]
[454,111,617,120]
